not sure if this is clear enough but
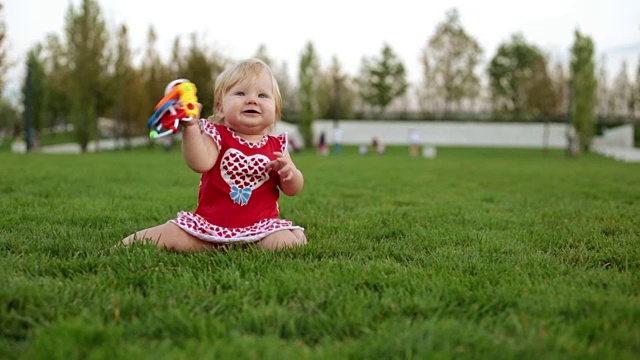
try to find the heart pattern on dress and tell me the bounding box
[172,212,300,242]
[220,148,270,204]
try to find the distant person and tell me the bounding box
[371,137,385,155]
[27,128,40,151]
[333,124,342,155]
[409,128,420,157]
[318,131,328,155]
[122,59,306,251]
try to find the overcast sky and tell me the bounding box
[5,0,640,99]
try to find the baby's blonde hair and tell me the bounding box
[209,58,282,126]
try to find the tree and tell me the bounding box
[140,26,171,130]
[0,98,19,132]
[487,34,551,119]
[421,8,482,113]
[112,24,146,148]
[416,60,437,114]
[540,62,567,153]
[254,44,275,67]
[358,43,407,114]
[317,56,354,120]
[21,45,48,145]
[0,2,10,97]
[276,62,298,121]
[596,56,611,119]
[298,41,320,147]
[64,0,110,151]
[42,33,71,131]
[524,56,562,119]
[634,56,640,120]
[610,61,631,117]
[570,30,597,152]
[254,44,297,120]
[174,33,225,118]
[550,62,568,117]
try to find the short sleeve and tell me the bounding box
[276,132,288,153]
[200,120,221,148]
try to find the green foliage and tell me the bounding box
[570,30,598,152]
[22,46,49,132]
[41,34,71,130]
[140,26,172,125]
[254,44,274,66]
[111,25,147,143]
[0,96,19,131]
[70,94,95,150]
[635,59,640,116]
[317,56,355,120]
[0,148,639,358]
[421,8,482,112]
[3,1,639,134]
[254,44,298,121]
[359,43,408,114]
[487,34,562,119]
[525,58,564,119]
[0,3,8,96]
[174,33,226,118]
[298,41,320,147]
[610,61,632,116]
[65,0,110,152]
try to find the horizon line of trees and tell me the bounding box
[1,1,638,153]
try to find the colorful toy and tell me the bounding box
[147,79,198,139]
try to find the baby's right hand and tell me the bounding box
[178,101,202,127]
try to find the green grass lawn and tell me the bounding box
[1,146,638,359]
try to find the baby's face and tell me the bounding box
[218,72,276,136]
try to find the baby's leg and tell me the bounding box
[121,222,217,252]
[260,229,307,250]
[292,229,307,244]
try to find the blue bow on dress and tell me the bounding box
[230,185,252,206]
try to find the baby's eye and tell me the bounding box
[259,93,269,98]
[235,91,245,96]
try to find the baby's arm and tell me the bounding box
[182,120,218,173]
[267,151,304,196]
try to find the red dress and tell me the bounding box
[171,120,303,243]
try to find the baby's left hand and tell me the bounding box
[266,152,297,182]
